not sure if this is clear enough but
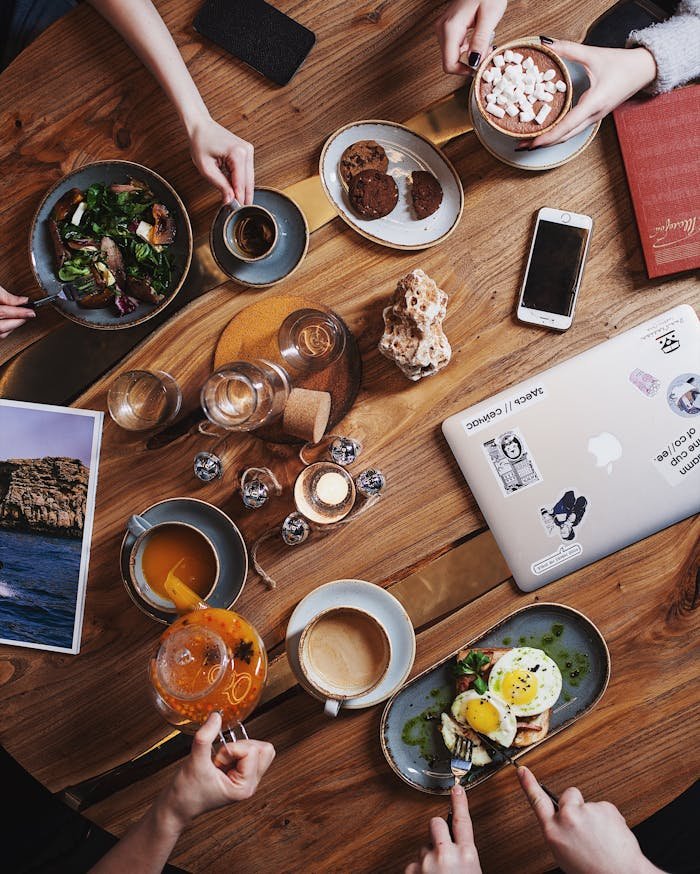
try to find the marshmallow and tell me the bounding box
[540,91,554,102]
[486,103,506,118]
[505,103,519,117]
[519,110,535,123]
[486,91,497,103]
[523,83,534,96]
[493,54,505,68]
[544,81,556,93]
[512,52,523,63]
[518,95,531,112]
[527,94,537,104]
[504,49,514,61]
[492,70,502,84]
[496,94,507,105]
[555,80,567,92]
[504,64,523,80]
[523,56,534,70]
[482,68,494,83]
[543,68,556,81]
[535,104,552,124]
[537,71,545,82]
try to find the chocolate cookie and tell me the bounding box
[339,140,389,186]
[411,171,443,219]
[348,169,398,220]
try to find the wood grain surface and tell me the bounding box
[0,0,698,872]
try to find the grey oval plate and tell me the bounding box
[210,188,309,287]
[120,497,248,624]
[380,602,610,794]
[29,160,193,329]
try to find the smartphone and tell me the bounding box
[517,207,593,331]
[194,0,316,87]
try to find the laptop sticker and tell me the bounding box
[666,374,700,418]
[461,384,546,436]
[638,311,685,355]
[531,543,583,577]
[482,427,542,496]
[629,368,660,398]
[539,490,588,541]
[652,424,699,486]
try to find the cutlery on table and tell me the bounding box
[474,731,560,810]
[446,735,473,838]
[25,285,78,309]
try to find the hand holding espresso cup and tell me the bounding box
[298,607,392,717]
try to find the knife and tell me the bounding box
[475,731,559,809]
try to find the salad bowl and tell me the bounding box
[29,160,193,330]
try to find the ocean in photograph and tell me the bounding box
[0,529,83,649]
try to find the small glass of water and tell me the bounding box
[200,360,290,432]
[108,370,182,431]
[278,308,346,374]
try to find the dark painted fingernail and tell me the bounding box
[540,35,554,44]
[514,145,529,152]
[467,51,481,68]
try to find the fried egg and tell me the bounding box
[488,646,562,717]
[451,690,517,747]
[440,713,492,766]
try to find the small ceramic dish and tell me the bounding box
[473,39,573,140]
[286,579,416,710]
[120,497,248,623]
[210,188,309,288]
[319,120,464,250]
[380,602,610,794]
[469,51,600,171]
[29,160,192,330]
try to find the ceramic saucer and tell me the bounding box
[319,120,464,250]
[210,188,309,288]
[469,57,601,171]
[286,579,416,710]
[120,497,248,623]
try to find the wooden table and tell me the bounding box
[1,1,698,872]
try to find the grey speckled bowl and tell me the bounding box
[380,602,610,794]
[29,160,192,330]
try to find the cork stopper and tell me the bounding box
[283,388,331,443]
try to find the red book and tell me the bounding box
[613,84,700,278]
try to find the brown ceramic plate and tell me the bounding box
[380,603,610,794]
[29,160,192,330]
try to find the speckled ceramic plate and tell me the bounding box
[380,603,610,794]
[120,498,248,624]
[286,579,416,710]
[319,121,464,250]
[469,47,601,171]
[29,160,192,329]
[210,188,309,287]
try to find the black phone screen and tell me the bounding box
[194,0,316,87]
[522,220,589,316]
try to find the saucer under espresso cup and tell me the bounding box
[223,203,278,262]
[127,515,220,614]
[298,605,392,717]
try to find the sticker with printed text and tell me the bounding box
[461,384,546,437]
[651,425,700,486]
[539,489,588,542]
[531,543,583,577]
[482,427,542,497]
[666,373,700,418]
[629,368,660,398]
[638,312,686,356]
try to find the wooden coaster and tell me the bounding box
[214,295,362,444]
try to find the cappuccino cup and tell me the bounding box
[298,606,392,717]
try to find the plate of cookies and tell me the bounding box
[319,121,464,250]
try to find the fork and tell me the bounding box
[450,736,474,785]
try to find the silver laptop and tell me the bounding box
[442,304,700,591]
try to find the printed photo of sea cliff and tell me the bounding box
[0,401,102,654]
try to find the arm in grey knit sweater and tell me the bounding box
[627,0,700,93]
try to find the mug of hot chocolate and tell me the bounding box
[298,606,392,716]
[473,39,573,139]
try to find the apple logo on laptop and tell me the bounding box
[587,432,623,473]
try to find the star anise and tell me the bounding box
[234,639,254,664]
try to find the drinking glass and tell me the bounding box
[278,308,346,373]
[200,359,290,432]
[108,370,182,431]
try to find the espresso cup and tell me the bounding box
[223,204,278,262]
[298,606,392,717]
[127,516,220,613]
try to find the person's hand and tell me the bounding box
[0,287,35,339]
[187,116,255,205]
[435,0,507,75]
[518,767,661,874]
[405,783,482,874]
[158,712,275,832]
[518,39,657,150]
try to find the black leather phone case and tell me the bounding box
[194,0,315,86]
